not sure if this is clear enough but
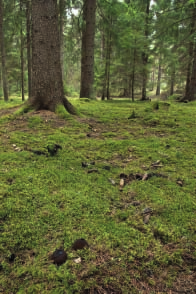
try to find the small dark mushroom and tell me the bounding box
[8,253,16,263]
[51,249,67,266]
[135,173,143,180]
[72,238,89,251]
[119,173,128,179]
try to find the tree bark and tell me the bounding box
[0,0,9,101]
[156,59,161,96]
[141,0,150,100]
[20,0,25,101]
[101,33,111,100]
[184,6,196,100]
[186,44,196,101]
[80,0,96,99]
[101,16,112,101]
[131,38,136,102]
[59,0,66,83]
[26,0,32,99]
[170,67,175,96]
[29,0,76,114]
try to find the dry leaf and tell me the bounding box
[74,257,81,264]
[109,178,116,185]
[15,147,21,152]
[120,178,125,187]
[142,173,148,181]
[177,180,183,187]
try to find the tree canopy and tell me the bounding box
[0,0,196,105]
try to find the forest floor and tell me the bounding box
[0,97,196,293]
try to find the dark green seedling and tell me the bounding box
[152,101,159,110]
[47,144,62,156]
[128,110,136,119]
[32,150,46,156]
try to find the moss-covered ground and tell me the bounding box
[0,98,196,293]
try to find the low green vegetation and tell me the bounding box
[0,98,196,293]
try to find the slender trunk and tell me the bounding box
[131,45,136,101]
[102,25,112,101]
[101,31,105,60]
[101,25,112,100]
[186,44,196,101]
[185,46,193,97]
[101,56,107,100]
[26,0,32,99]
[0,0,9,101]
[150,68,155,91]
[106,30,112,100]
[141,0,150,100]
[20,0,25,101]
[80,0,96,98]
[59,0,65,82]
[156,59,161,96]
[170,67,175,96]
[184,6,196,101]
[131,38,137,101]
[185,9,195,98]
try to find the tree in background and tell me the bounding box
[0,0,9,101]
[20,0,25,101]
[141,0,150,100]
[29,0,76,114]
[184,4,196,101]
[80,0,96,98]
[26,0,32,99]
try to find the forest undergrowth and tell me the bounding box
[0,98,196,293]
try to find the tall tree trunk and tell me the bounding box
[156,59,161,96]
[100,31,105,60]
[150,67,155,91]
[131,38,136,102]
[29,0,76,114]
[20,0,25,101]
[26,0,32,99]
[186,44,196,101]
[80,0,96,99]
[170,67,175,96]
[185,6,196,99]
[0,0,9,101]
[141,0,150,100]
[102,26,112,101]
[59,0,66,83]
[106,30,112,100]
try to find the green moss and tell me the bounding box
[0,99,196,293]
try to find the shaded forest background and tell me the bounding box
[0,0,196,102]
